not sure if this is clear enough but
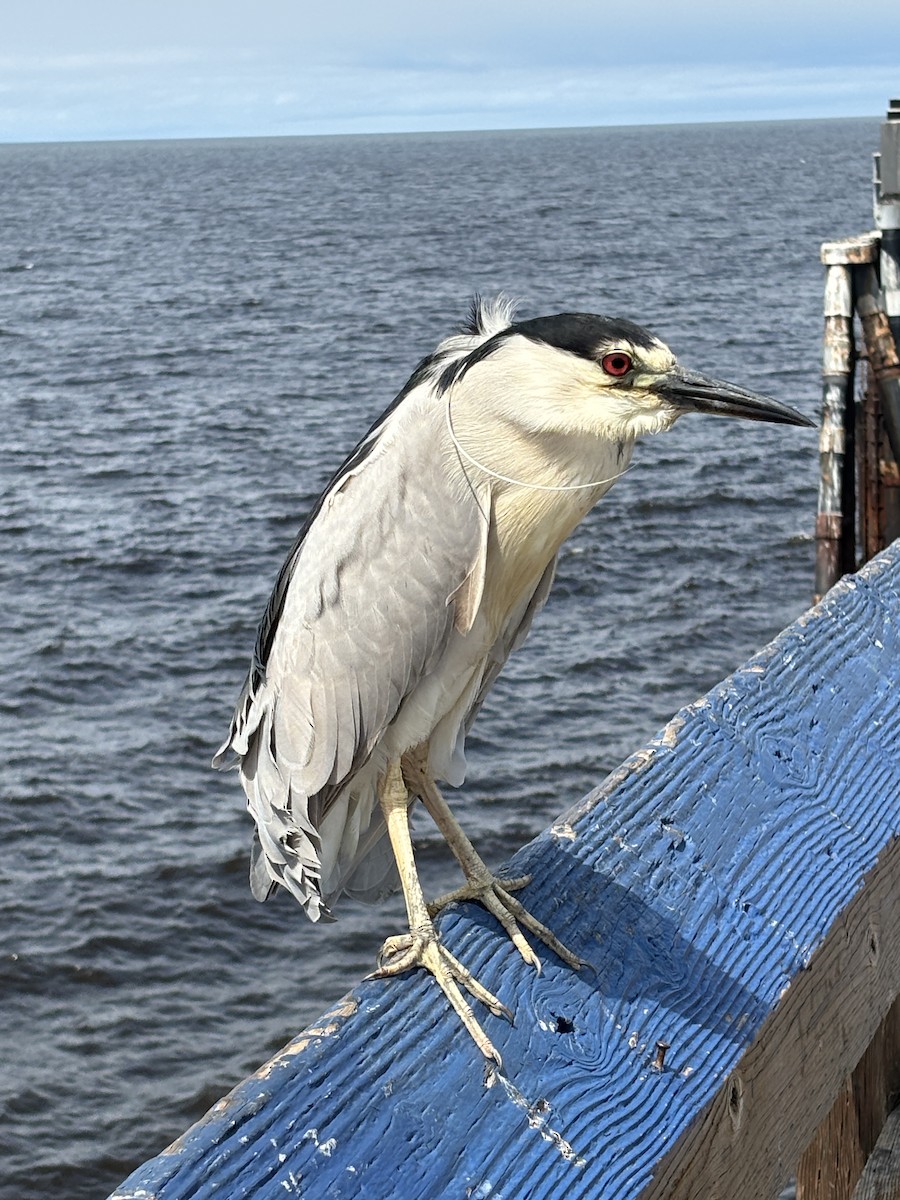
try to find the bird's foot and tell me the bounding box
[369,927,510,1064]
[428,872,582,973]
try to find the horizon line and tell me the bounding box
[0,111,881,150]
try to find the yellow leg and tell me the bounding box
[401,750,582,972]
[370,760,509,1065]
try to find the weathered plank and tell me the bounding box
[820,233,879,266]
[852,1106,900,1200]
[856,264,900,465]
[816,260,856,599]
[797,997,900,1199]
[110,542,900,1200]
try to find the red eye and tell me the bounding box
[601,351,633,377]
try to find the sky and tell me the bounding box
[1,0,898,143]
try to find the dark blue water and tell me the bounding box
[0,119,876,1198]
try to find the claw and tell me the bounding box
[368,929,507,1063]
[372,934,421,976]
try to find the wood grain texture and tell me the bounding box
[110,542,900,1200]
[820,234,879,266]
[797,997,900,1200]
[852,1107,900,1200]
[798,1076,869,1200]
[817,261,856,599]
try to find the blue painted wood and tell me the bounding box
[110,542,900,1200]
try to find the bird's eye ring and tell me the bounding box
[601,351,633,377]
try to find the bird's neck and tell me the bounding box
[480,432,632,631]
[439,371,636,633]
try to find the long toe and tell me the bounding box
[371,933,420,976]
[430,874,582,971]
[420,939,505,1064]
[493,885,583,969]
[438,944,513,1021]
[369,928,506,1065]
[428,873,531,916]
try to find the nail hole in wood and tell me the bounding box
[868,928,880,964]
[727,1074,745,1132]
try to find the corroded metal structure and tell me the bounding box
[816,102,900,600]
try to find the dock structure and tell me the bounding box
[816,101,900,599]
[110,539,900,1200]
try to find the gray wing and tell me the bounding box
[215,393,489,918]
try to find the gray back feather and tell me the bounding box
[215,298,517,917]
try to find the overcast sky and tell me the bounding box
[2,0,898,142]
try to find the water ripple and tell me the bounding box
[0,119,874,1200]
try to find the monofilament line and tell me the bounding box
[445,393,633,493]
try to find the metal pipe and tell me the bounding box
[874,100,900,348]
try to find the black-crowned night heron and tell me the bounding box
[215,297,813,1063]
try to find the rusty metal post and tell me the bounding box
[859,364,885,565]
[855,264,900,465]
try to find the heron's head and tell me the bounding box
[445,311,814,443]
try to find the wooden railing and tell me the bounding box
[110,540,900,1200]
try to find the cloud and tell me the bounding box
[0,43,896,142]
[3,0,899,142]
[0,49,204,72]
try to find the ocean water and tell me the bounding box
[0,118,877,1198]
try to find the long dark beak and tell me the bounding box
[655,367,816,428]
